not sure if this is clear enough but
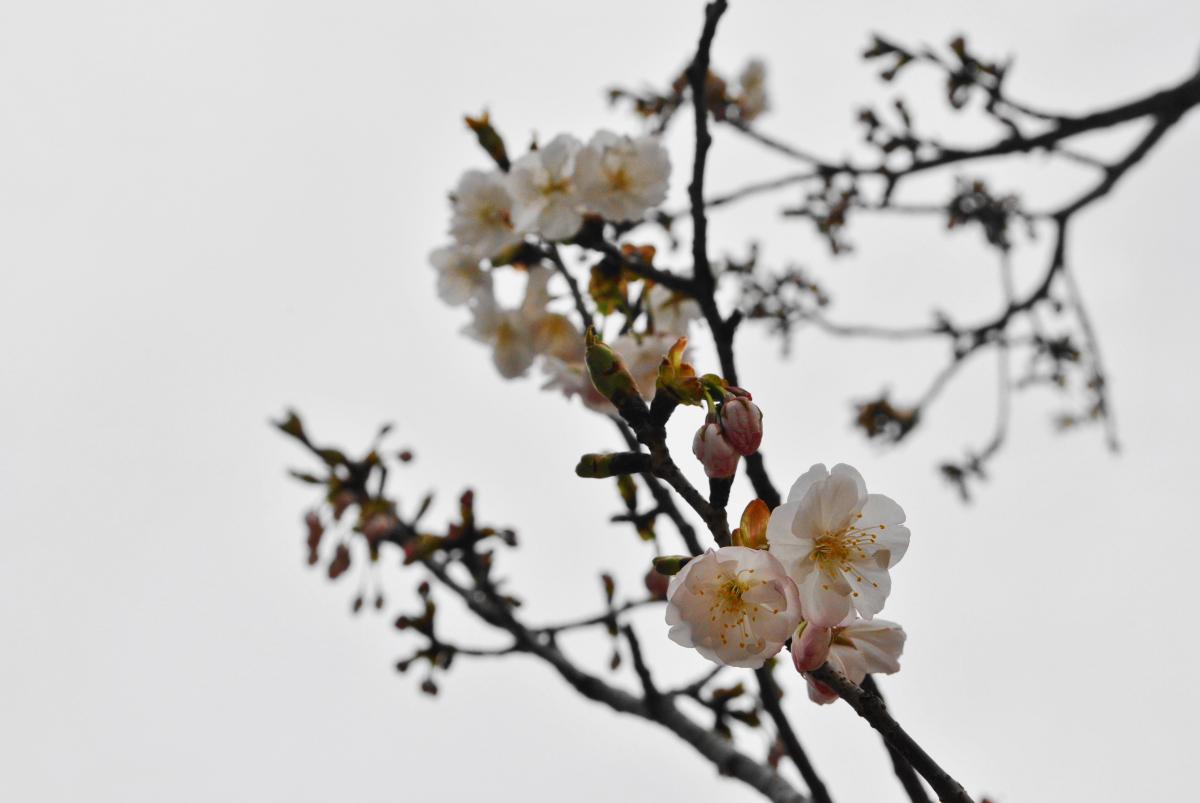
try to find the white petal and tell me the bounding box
[787,463,829,503]
[797,568,852,627]
[847,559,891,619]
[878,522,911,568]
[817,464,867,532]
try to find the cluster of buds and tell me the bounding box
[692,383,764,479]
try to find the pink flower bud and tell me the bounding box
[805,676,840,705]
[791,621,833,672]
[720,397,763,456]
[692,420,740,478]
[643,567,670,600]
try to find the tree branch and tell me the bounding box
[809,664,973,803]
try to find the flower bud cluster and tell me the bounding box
[428,126,689,401]
[689,384,764,479]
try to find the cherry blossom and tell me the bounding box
[429,244,490,306]
[575,131,670,222]
[737,59,768,122]
[508,134,585,240]
[463,266,558,379]
[647,283,702,336]
[767,463,910,627]
[449,169,522,259]
[665,547,802,669]
[803,618,906,705]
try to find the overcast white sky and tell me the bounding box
[3,1,1199,801]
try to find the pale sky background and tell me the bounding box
[3,1,1199,801]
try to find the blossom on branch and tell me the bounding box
[736,59,769,121]
[464,266,565,379]
[449,169,521,259]
[575,131,670,222]
[665,547,802,669]
[429,244,490,306]
[804,618,906,704]
[647,283,702,337]
[508,133,585,240]
[767,463,910,627]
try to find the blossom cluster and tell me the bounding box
[429,127,697,409]
[665,463,909,703]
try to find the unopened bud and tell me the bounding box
[464,111,510,171]
[806,676,840,705]
[692,420,740,478]
[731,498,770,550]
[575,452,650,478]
[644,567,670,599]
[585,329,641,407]
[652,555,693,576]
[362,512,396,543]
[720,397,763,456]
[791,621,833,673]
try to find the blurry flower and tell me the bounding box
[720,397,763,456]
[449,169,521,258]
[737,59,769,121]
[531,312,581,363]
[767,463,910,627]
[508,134,584,240]
[805,618,906,705]
[692,419,740,478]
[575,131,670,221]
[429,244,490,306]
[463,267,557,379]
[647,283,702,336]
[665,547,802,668]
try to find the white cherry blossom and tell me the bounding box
[805,617,906,705]
[429,244,490,306]
[463,266,558,379]
[767,463,910,627]
[737,59,768,122]
[449,169,522,259]
[508,134,584,240]
[575,131,670,222]
[665,547,803,669]
[647,283,702,336]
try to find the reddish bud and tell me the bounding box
[791,621,833,672]
[720,397,763,456]
[328,543,351,580]
[644,567,669,599]
[361,512,396,543]
[806,676,839,705]
[692,420,740,478]
[304,511,324,565]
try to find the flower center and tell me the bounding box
[809,518,885,596]
[606,167,632,191]
[541,176,572,196]
[481,205,512,230]
[704,569,777,650]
